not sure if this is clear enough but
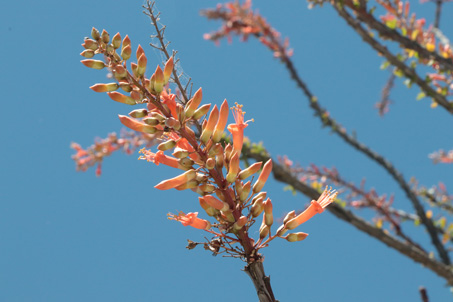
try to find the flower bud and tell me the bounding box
[150,112,165,121]
[238,162,263,180]
[285,232,309,242]
[224,144,234,162]
[154,169,197,190]
[202,195,229,211]
[206,158,215,170]
[131,62,138,78]
[263,198,273,226]
[200,105,219,145]
[81,59,105,69]
[80,49,95,58]
[163,57,174,84]
[252,159,273,193]
[165,117,180,131]
[198,184,216,193]
[121,45,132,61]
[233,216,248,231]
[154,66,164,93]
[283,210,296,224]
[251,197,265,217]
[129,109,148,118]
[101,29,110,43]
[118,115,157,134]
[199,197,217,216]
[193,104,211,120]
[208,143,223,157]
[184,88,203,118]
[157,140,177,151]
[107,92,136,105]
[119,83,132,92]
[173,148,189,158]
[112,33,121,49]
[142,117,159,126]
[221,210,235,223]
[179,157,194,169]
[226,152,240,183]
[91,27,100,40]
[137,53,147,77]
[114,65,127,79]
[259,224,270,239]
[90,83,119,93]
[136,45,145,59]
[239,181,251,202]
[83,38,98,50]
[175,180,199,190]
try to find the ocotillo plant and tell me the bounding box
[75,2,338,301]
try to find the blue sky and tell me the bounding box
[2,0,453,301]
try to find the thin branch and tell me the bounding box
[319,3,451,265]
[245,149,453,285]
[143,1,190,103]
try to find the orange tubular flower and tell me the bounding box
[154,169,197,190]
[212,99,229,143]
[200,105,219,144]
[118,115,157,133]
[227,103,251,155]
[252,159,273,193]
[285,187,338,230]
[226,152,240,183]
[138,149,180,169]
[168,212,211,230]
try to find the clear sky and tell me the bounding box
[2,0,453,301]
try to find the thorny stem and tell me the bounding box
[337,0,453,113]
[246,1,451,265]
[143,3,277,301]
[144,1,190,104]
[334,4,451,265]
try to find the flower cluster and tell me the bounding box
[79,27,336,260]
[201,0,293,58]
[71,130,159,176]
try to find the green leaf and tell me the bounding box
[385,19,397,29]
[393,69,404,77]
[416,92,426,100]
[380,61,390,70]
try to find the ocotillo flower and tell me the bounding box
[200,105,219,144]
[153,66,164,93]
[285,232,309,242]
[168,212,211,230]
[163,57,174,84]
[184,88,203,118]
[226,152,240,183]
[118,115,157,134]
[81,59,105,69]
[227,103,252,155]
[212,99,229,143]
[139,149,182,169]
[238,162,262,180]
[90,83,119,93]
[108,92,136,105]
[252,159,272,193]
[285,187,337,230]
[201,195,229,212]
[154,169,197,190]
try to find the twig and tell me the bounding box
[419,286,429,302]
[317,3,451,265]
